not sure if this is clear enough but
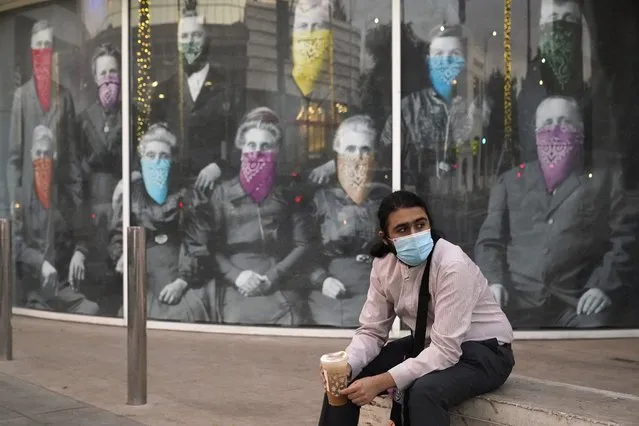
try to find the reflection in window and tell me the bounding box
[135,0,152,140]
[296,100,349,157]
[296,101,327,155]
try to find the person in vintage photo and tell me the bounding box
[183,107,312,325]
[518,0,584,162]
[13,125,99,315]
[291,0,332,97]
[7,19,82,218]
[380,23,489,195]
[310,24,489,195]
[109,123,210,322]
[77,43,123,315]
[475,96,634,328]
[538,0,583,95]
[307,115,391,327]
[149,0,235,194]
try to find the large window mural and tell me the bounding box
[1,0,637,331]
[400,0,639,330]
[2,0,123,317]
[128,0,392,326]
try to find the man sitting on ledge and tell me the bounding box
[318,190,514,426]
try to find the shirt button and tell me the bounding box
[543,248,550,254]
[548,218,554,225]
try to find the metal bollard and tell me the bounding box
[0,219,12,361]
[127,226,147,405]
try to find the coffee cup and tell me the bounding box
[320,351,350,406]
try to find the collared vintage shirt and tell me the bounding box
[345,239,513,391]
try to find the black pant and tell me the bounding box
[318,336,515,426]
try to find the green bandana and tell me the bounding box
[179,41,203,65]
[538,20,583,95]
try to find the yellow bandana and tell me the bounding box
[292,29,332,96]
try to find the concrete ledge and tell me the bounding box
[452,375,639,426]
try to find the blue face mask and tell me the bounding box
[392,230,434,267]
[428,55,465,101]
[141,158,171,204]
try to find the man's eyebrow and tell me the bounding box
[394,217,429,229]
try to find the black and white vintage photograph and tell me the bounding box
[5,5,122,317]
[397,0,638,329]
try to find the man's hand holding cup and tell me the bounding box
[320,351,351,407]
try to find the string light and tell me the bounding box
[503,0,513,167]
[136,1,152,140]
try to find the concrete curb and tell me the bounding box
[452,375,639,426]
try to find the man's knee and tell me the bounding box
[408,376,444,411]
[405,376,452,425]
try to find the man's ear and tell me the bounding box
[378,230,387,244]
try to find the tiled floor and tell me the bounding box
[0,374,142,425]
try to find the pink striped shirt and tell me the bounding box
[345,239,513,391]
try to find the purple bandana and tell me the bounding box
[536,123,584,192]
[98,75,120,109]
[240,151,277,203]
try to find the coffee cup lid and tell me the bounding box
[320,351,348,364]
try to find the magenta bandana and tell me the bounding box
[240,152,277,203]
[98,75,120,110]
[536,123,584,192]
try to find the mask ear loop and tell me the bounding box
[382,234,397,255]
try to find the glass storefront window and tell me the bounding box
[127,0,392,327]
[2,0,123,317]
[0,0,636,333]
[399,0,639,330]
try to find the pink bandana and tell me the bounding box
[536,123,584,192]
[98,75,120,109]
[240,152,277,203]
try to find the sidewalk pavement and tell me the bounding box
[0,317,637,426]
[0,373,143,425]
